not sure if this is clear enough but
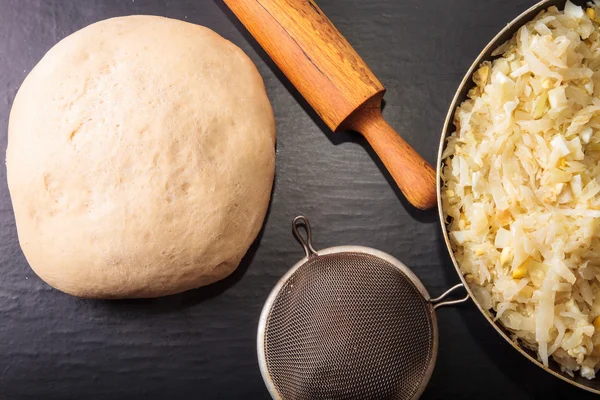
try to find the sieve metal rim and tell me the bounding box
[257,244,440,400]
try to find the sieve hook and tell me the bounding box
[430,283,469,310]
[292,216,318,258]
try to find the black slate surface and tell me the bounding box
[0,0,597,399]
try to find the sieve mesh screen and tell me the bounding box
[262,252,436,400]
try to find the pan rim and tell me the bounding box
[435,0,600,394]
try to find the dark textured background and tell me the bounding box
[0,0,597,399]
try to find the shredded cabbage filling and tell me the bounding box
[442,1,600,379]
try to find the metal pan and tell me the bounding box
[436,0,600,394]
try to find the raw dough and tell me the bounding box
[6,16,276,298]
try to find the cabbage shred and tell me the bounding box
[442,1,600,379]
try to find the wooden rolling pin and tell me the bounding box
[224,0,437,210]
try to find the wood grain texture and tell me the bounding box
[224,0,437,209]
[223,0,384,130]
[344,97,437,209]
[0,0,596,399]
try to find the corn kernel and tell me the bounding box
[587,7,597,20]
[512,258,530,279]
[512,267,527,279]
[593,316,600,330]
[475,247,485,256]
[446,190,455,198]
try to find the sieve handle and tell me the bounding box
[293,216,318,258]
[430,283,469,310]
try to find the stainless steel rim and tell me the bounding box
[435,0,600,394]
[257,244,440,400]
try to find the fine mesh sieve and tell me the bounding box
[257,216,468,400]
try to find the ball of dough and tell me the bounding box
[6,16,276,298]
